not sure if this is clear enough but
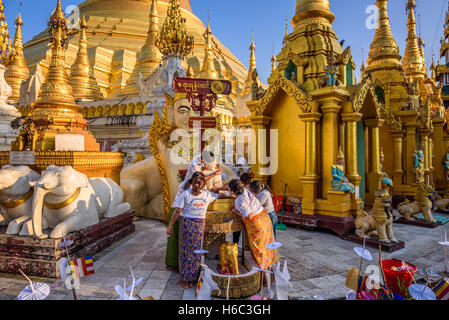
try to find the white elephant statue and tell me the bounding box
[0,165,40,235]
[31,165,131,239]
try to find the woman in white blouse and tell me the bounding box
[249,180,278,239]
[228,180,279,272]
[167,172,219,289]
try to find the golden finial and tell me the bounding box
[271,43,277,73]
[367,0,402,70]
[337,146,345,159]
[5,7,30,102]
[248,32,256,75]
[156,0,194,58]
[380,147,385,159]
[199,12,218,79]
[0,0,14,65]
[402,0,426,79]
[122,0,162,96]
[69,15,104,101]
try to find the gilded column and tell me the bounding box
[391,130,405,187]
[311,87,349,198]
[398,110,419,186]
[299,112,322,214]
[250,115,272,184]
[433,118,445,184]
[418,128,431,184]
[341,112,363,188]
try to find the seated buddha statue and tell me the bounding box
[331,147,355,194]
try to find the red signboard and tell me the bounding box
[173,78,232,95]
[188,117,217,129]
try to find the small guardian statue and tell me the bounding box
[331,147,355,193]
[413,144,425,184]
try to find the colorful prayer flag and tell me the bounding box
[195,274,203,297]
[70,256,95,279]
[433,279,449,300]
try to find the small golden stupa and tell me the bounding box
[4,8,29,103]
[1,0,124,182]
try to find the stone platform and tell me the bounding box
[395,217,441,229]
[346,234,405,253]
[277,211,354,238]
[0,210,135,278]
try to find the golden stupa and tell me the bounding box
[4,9,29,103]
[1,0,124,182]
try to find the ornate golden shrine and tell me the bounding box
[247,0,447,236]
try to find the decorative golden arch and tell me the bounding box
[95,106,103,117]
[135,102,144,114]
[277,51,309,73]
[126,103,135,115]
[249,75,311,115]
[88,107,96,117]
[110,105,118,116]
[104,105,112,116]
[353,77,383,116]
[81,107,88,118]
[148,112,171,220]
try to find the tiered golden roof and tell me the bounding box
[366,0,402,73]
[402,0,427,80]
[0,0,13,66]
[156,0,194,58]
[25,0,99,152]
[5,9,29,103]
[122,0,163,96]
[198,20,218,79]
[69,16,104,101]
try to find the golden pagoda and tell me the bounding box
[2,0,124,182]
[402,0,427,81]
[5,9,29,103]
[0,0,13,66]
[69,16,104,101]
[121,0,163,97]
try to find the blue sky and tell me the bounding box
[3,0,448,83]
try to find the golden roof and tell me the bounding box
[366,0,402,72]
[5,9,30,103]
[121,0,162,97]
[155,0,194,58]
[69,16,104,101]
[402,0,426,80]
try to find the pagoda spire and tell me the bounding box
[25,0,100,153]
[199,14,218,79]
[122,0,162,96]
[69,16,104,101]
[366,0,402,71]
[5,8,29,103]
[271,47,277,73]
[35,0,76,107]
[402,0,426,80]
[292,0,335,30]
[246,33,256,83]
